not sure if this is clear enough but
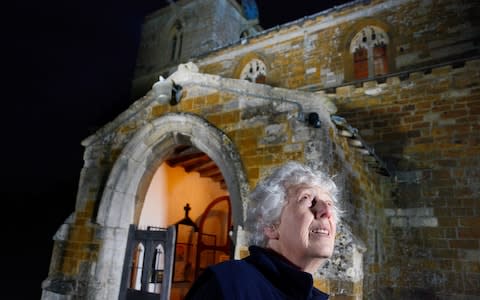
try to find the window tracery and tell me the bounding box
[239,59,267,83]
[350,26,389,79]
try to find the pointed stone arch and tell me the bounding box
[233,52,268,83]
[90,112,249,299]
[341,18,395,82]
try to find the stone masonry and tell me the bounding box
[43,0,479,299]
[43,63,384,299]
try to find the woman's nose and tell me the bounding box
[312,200,332,219]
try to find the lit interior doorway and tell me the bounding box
[134,145,232,299]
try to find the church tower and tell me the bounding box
[131,0,261,99]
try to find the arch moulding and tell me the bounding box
[89,112,249,299]
[341,18,396,82]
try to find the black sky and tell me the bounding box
[4,1,350,298]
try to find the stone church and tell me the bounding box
[42,0,479,299]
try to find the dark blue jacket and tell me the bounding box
[185,246,329,300]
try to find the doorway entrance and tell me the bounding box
[120,196,233,299]
[121,145,233,299]
[93,113,249,300]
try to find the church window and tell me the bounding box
[353,47,368,79]
[170,21,183,61]
[171,36,177,61]
[239,59,267,83]
[374,44,388,75]
[350,26,389,80]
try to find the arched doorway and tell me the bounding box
[90,113,249,299]
[130,148,233,299]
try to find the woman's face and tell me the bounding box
[268,184,337,271]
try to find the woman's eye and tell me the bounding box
[300,194,309,201]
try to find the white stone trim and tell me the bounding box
[90,113,249,299]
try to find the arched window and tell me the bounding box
[373,44,388,75]
[353,47,368,79]
[350,26,389,80]
[239,59,267,83]
[170,21,183,61]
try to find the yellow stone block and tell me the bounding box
[191,96,206,109]
[61,257,78,275]
[205,93,220,105]
[247,167,259,180]
[179,98,193,110]
[222,111,240,124]
[432,65,452,76]
[151,104,168,117]
[205,113,221,125]
[314,278,329,292]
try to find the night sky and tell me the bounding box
[4,1,350,298]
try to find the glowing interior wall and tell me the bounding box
[139,163,228,228]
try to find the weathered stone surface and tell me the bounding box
[43,0,480,299]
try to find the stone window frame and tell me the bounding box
[342,19,395,82]
[350,25,389,80]
[239,58,267,83]
[234,53,269,84]
[170,20,183,62]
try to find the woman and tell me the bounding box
[185,161,341,299]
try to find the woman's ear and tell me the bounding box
[264,225,279,240]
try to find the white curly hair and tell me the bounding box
[245,161,341,246]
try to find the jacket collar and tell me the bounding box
[245,246,329,300]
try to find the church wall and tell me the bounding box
[186,2,480,296]
[195,0,477,89]
[146,74,391,299]
[43,0,480,299]
[316,102,392,299]
[332,61,480,298]
[129,1,479,97]
[43,67,391,299]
